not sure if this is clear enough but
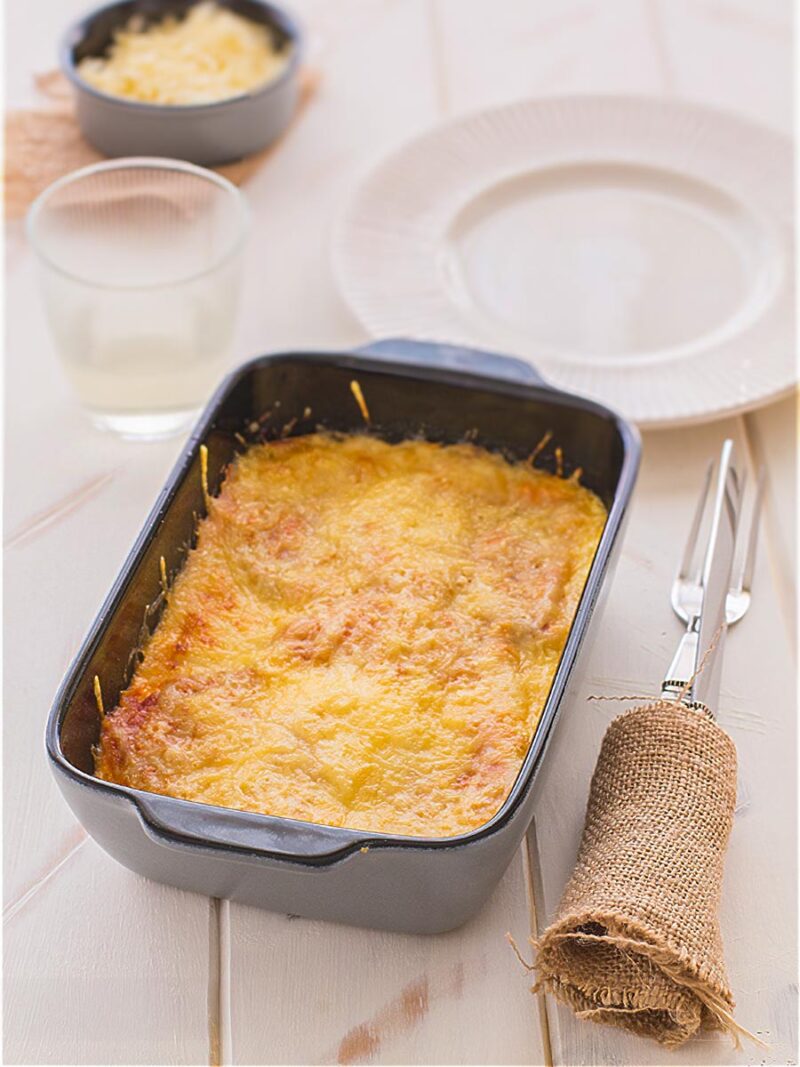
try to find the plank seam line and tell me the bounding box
[742,411,797,652]
[426,0,450,117]
[220,898,233,1065]
[5,467,117,549]
[3,836,87,924]
[209,898,222,1067]
[643,0,676,95]
[524,823,554,1067]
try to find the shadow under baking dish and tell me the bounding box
[47,339,640,933]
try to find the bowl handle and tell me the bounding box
[135,792,367,863]
[353,337,547,386]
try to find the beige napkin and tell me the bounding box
[532,700,756,1049]
[5,66,320,220]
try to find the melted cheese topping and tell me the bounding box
[77,2,290,106]
[96,435,606,837]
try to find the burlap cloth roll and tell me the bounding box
[533,699,753,1049]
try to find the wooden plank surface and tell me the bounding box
[433,0,663,110]
[746,394,798,644]
[4,842,214,1065]
[227,852,540,1065]
[4,0,795,1064]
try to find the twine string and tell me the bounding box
[587,623,724,710]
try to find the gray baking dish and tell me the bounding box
[46,338,640,934]
[60,0,302,165]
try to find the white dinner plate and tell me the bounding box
[332,96,794,427]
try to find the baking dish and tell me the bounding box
[46,338,640,933]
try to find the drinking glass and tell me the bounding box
[27,158,249,439]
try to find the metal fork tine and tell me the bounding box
[737,466,766,594]
[737,465,747,521]
[678,461,714,580]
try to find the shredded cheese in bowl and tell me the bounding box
[77,2,291,105]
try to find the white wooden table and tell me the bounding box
[5,2,796,1063]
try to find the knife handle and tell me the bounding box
[661,621,702,706]
[665,623,712,717]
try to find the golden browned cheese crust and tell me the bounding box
[96,434,606,837]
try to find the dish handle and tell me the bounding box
[353,337,547,386]
[134,792,367,862]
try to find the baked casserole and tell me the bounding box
[96,433,606,837]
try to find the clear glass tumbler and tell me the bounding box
[27,158,249,439]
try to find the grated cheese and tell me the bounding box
[95,434,606,838]
[77,2,291,106]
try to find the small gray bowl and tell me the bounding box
[60,0,302,166]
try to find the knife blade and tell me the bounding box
[691,439,742,710]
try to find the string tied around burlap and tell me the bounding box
[508,630,765,1049]
[583,622,724,716]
